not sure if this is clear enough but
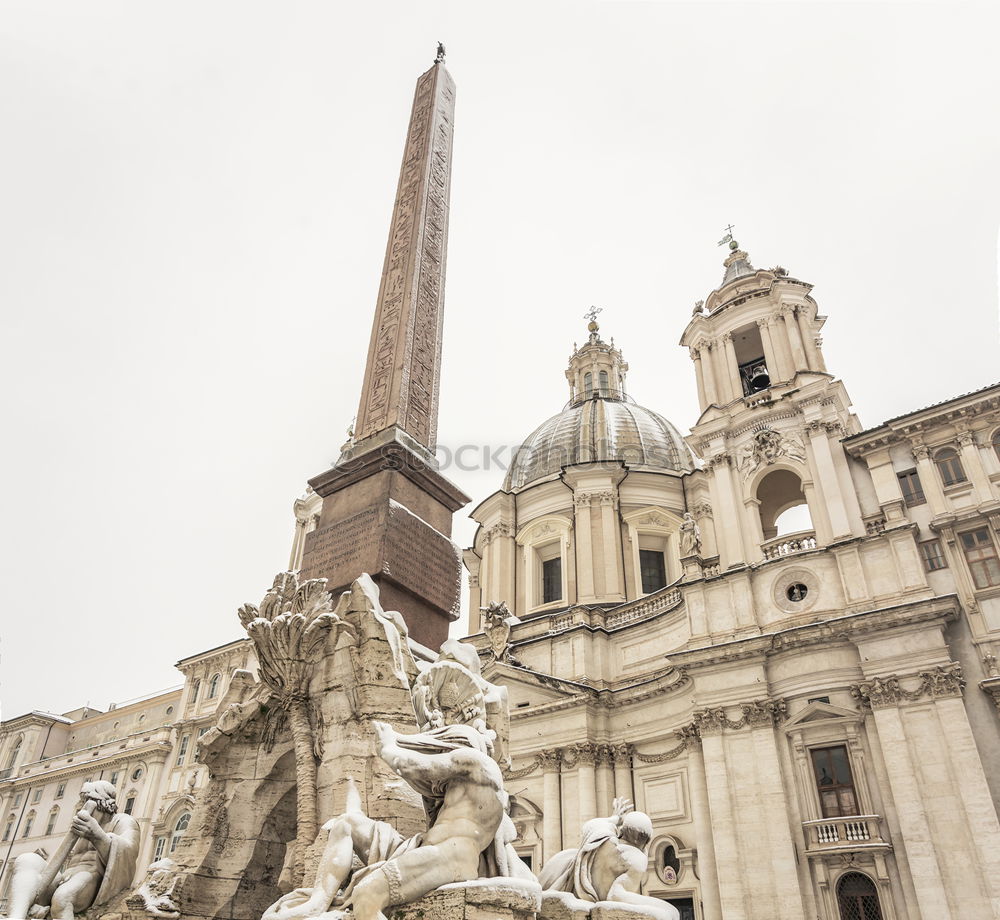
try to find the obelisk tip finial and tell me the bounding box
[435,42,446,64]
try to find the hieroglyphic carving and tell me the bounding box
[355,63,456,450]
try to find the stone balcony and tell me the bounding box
[802,814,891,856]
[761,529,818,560]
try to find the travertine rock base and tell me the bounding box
[388,880,542,920]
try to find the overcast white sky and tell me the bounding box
[2,1,999,720]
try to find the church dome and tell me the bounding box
[503,393,696,490]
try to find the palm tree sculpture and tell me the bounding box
[238,572,352,878]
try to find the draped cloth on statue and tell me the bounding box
[63,811,142,908]
[537,816,620,902]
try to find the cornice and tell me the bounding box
[668,596,959,670]
[1,742,172,787]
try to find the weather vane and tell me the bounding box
[435,42,446,64]
[583,306,603,324]
[717,223,736,247]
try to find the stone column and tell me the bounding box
[748,717,807,919]
[288,517,309,571]
[757,317,781,383]
[864,702,952,919]
[806,421,852,539]
[611,743,633,803]
[699,727,748,920]
[708,454,745,566]
[702,339,720,406]
[782,306,808,372]
[595,745,615,815]
[574,744,598,826]
[796,306,821,371]
[691,348,708,411]
[721,332,742,402]
[574,493,597,602]
[934,696,1000,905]
[467,574,482,633]
[599,492,622,599]
[957,429,993,498]
[911,443,948,515]
[539,749,563,861]
[686,738,723,920]
[743,496,765,561]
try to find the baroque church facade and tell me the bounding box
[3,56,1000,920]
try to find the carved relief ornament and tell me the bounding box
[691,698,789,735]
[850,663,965,709]
[737,427,806,479]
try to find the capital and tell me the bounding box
[538,748,563,771]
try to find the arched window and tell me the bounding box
[2,814,14,841]
[992,429,1000,462]
[170,812,192,854]
[22,810,35,838]
[45,807,59,836]
[598,370,609,395]
[583,373,593,398]
[836,872,883,920]
[756,469,814,543]
[207,674,221,699]
[4,736,22,773]
[934,447,966,487]
[191,680,201,703]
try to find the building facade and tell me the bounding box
[464,241,1000,920]
[3,59,1000,920]
[0,640,257,914]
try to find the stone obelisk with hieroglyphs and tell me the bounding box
[300,56,468,650]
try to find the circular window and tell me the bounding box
[786,583,808,602]
[138,714,146,724]
[113,721,120,731]
[166,707,174,716]
[131,767,144,781]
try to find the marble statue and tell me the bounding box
[679,512,701,557]
[481,601,521,666]
[261,639,533,920]
[539,799,679,920]
[7,780,140,919]
[129,857,182,918]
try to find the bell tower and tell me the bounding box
[680,236,865,568]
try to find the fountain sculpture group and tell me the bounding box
[16,574,677,920]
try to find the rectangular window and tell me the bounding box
[55,783,65,799]
[45,811,58,835]
[542,557,562,604]
[960,528,1000,589]
[109,771,120,787]
[639,549,667,593]
[13,793,22,807]
[31,788,42,804]
[919,539,947,572]
[897,469,925,506]
[2,820,13,841]
[124,796,136,815]
[810,745,859,818]
[154,836,166,860]
[176,734,190,767]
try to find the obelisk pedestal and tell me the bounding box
[299,58,468,650]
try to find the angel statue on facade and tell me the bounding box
[262,639,533,920]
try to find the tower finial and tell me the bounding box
[435,42,446,64]
[583,305,603,333]
[718,223,738,251]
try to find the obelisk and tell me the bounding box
[301,52,469,650]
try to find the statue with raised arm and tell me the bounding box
[539,798,679,920]
[7,781,140,920]
[261,639,533,920]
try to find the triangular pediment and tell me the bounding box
[482,660,588,710]
[783,699,860,731]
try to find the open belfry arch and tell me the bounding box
[2,55,1000,920]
